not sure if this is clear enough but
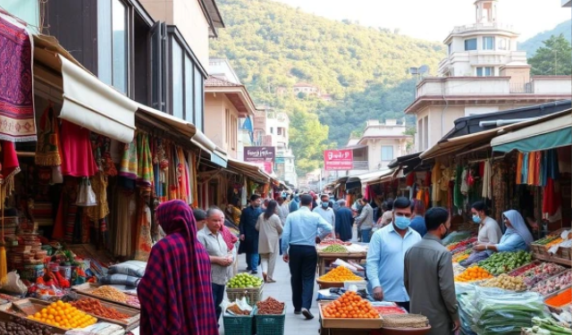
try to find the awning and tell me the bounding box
[420,110,571,160]
[227,158,270,183]
[211,148,228,168]
[33,34,137,143]
[492,112,572,153]
[136,104,197,139]
[358,170,393,184]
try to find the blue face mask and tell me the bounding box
[472,215,482,224]
[321,202,329,209]
[394,216,411,230]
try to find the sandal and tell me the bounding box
[262,272,268,283]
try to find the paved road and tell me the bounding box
[220,253,321,335]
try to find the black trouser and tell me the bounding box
[395,301,410,312]
[288,245,317,311]
[212,283,225,324]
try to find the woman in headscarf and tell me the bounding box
[138,200,218,335]
[473,209,534,253]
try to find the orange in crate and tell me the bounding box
[322,291,380,319]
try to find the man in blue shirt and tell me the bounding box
[282,194,332,320]
[239,194,263,274]
[366,197,421,311]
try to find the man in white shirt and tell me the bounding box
[313,194,335,236]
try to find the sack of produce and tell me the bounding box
[380,314,428,328]
[472,288,549,335]
[108,260,146,278]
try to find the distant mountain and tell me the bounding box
[519,20,572,57]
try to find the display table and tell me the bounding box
[316,251,367,276]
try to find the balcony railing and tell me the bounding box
[451,22,514,34]
[509,82,533,94]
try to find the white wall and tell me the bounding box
[533,77,572,95]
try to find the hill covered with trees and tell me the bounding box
[210,0,445,173]
[519,20,572,57]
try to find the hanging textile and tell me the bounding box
[36,107,62,166]
[176,147,188,203]
[521,153,529,184]
[453,165,463,209]
[0,141,20,195]
[534,151,542,186]
[60,121,98,177]
[120,136,138,180]
[431,162,441,203]
[0,15,36,142]
[482,160,492,199]
[112,191,136,257]
[460,168,469,195]
[137,133,153,187]
[516,152,523,185]
[542,178,561,216]
[134,203,153,261]
[527,152,536,185]
[86,172,109,220]
[405,173,415,187]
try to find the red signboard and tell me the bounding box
[324,149,353,170]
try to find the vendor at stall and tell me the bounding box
[461,201,502,266]
[473,210,534,253]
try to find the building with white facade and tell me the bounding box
[406,0,572,153]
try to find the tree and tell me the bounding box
[529,34,572,76]
[289,110,333,175]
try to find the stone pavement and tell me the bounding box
[220,253,321,335]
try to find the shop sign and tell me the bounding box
[244,146,275,162]
[324,149,353,170]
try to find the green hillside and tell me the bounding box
[519,20,572,57]
[210,0,445,173]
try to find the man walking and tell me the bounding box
[355,197,374,243]
[289,194,299,213]
[405,207,460,335]
[366,197,421,311]
[239,194,263,274]
[277,196,288,225]
[313,194,335,236]
[282,194,332,320]
[335,200,354,242]
[197,208,234,324]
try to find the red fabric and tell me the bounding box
[542,178,561,216]
[1,141,19,179]
[137,200,217,335]
[405,172,415,186]
[220,225,238,252]
[479,162,485,177]
[60,121,98,177]
[425,171,431,186]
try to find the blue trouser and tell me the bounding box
[246,253,259,271]
[212,283,225,324]
[288,245,317,311]
[361,228,372,243]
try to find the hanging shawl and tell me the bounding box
[120,136,138,180]
[35,107,61,166]
[503,210,534,246]
[176,147,188,203]
[0,141,20,194]
[137,133,154,187]
[138,200,218,335]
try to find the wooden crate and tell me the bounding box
[0,308,66,334]
[0,298,97,333]
[72,283,140,309]
[73,296,140,330]
[319,302,383,329]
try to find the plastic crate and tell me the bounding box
[255,307,286,335]
[223,309,254,335]
[226,284,264,306]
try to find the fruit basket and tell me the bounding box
[226,284,264,307]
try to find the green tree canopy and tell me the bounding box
[529,34,572,76]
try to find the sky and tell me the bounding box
[272,0,571,42]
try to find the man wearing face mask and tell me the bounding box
[366,197,421,311]
[313,194,336,237]
[404,207,460,335]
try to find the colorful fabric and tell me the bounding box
[134,204,153,262]
[35,107,61,166]
[137,133,153,186]
[60,121,98,177]
[527,152,535,185]
[120,136,138,180]
[431,163,441,203]
[0,140,20,194]
[516,152,523,185]
[138,200,218,335]
[0,16,36,142]
[86,172,109,220]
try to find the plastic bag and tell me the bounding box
[222,296,253,315]
[2,271,27,294]
[76,178,97,207]
[64,322,125,335]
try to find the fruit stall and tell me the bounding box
[448,229,572,335]
[316,239,368,276]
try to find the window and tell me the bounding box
[498,38,508,50]
[225,109,231,144]
[381,146,394,161]
[477,67,494,77]
[482,37,495,50]
[270,127,274,134]
[277,127,283,136]
[231,115,237,150]
[98,0,128,94]
[464,38,477,51]
[447,43,452,55]
[171,41,184,119]
[184,56,195,123]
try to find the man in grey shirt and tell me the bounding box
[404,207,460,335]
[197,208,234,325]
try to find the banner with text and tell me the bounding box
[244,146,276,163]
[324,149,353,170]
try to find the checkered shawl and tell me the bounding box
[137,200,218,335]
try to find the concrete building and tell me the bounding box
[563,0,571,7]
[293,82,321,96]
[406,0,572,153]
[252,108,298,187]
